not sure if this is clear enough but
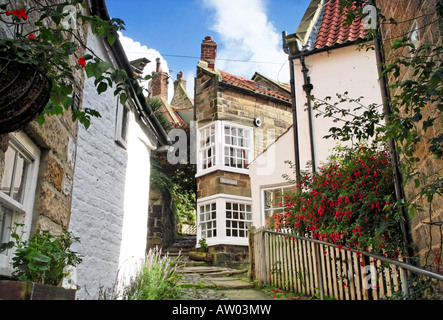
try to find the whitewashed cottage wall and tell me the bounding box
[69,26,157,299]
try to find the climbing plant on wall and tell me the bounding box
[310,0,442,270]
[149,98,196,227]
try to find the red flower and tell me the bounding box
[5,10,11,16]
[10,8,27,20]
[27,34,35,39]
[78,57,87,68]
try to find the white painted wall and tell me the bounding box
[69,27,157,299]
[250,45,383,228]
[294,45,383,171]
[249,127,295,227]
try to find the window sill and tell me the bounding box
[195,165,249,178]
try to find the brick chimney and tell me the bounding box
[150,58,169,100]
[201,36,217,70]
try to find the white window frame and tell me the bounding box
[0,132,40,276]
[197,194,252,247]
[261,184,295,227]
[115,101,130,148]
[196,121,253,177]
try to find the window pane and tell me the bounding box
[121,105,129,141]
[222,124,251,169]
[225,201,252,238]
[0,205,13,255]
[1,145,30,204]
[200,124,216,170]
[199,202,216,238]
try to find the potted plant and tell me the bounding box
[0,0,147,133]
[189,238,213,262]
[0,223,82,300]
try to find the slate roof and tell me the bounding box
[313,0,367,50]
[218,70,291,103]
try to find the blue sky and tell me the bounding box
[106,0,311,100]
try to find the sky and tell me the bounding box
[105,0,311,101]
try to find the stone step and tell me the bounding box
[181,266,248,277]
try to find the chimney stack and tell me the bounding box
[201,36,217,70]
[150,58,169,100]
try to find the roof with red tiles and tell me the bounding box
[313,0,367,50]
[218,70,291,103]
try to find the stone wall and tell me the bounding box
[0,0,88,236]
[377,0,442,271]
[197,171,251,199]
[170,72,194,111]
[195,66,293,202]
[147,189,175,250]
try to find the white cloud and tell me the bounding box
[117,32,173,100]
[202,0,289,83]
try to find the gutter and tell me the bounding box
[90,0,170,146]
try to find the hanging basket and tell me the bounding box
[0,59,52,134]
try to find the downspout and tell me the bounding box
[282,32,301,187]
[372,0,413,267]
[299,55,316,173]
[90,0,170,146]
[283,33,316,175]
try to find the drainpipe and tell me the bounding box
[282,32,301,187]
[371,0,413,268]
[283,32,324,301]
[283,32,317,175]
[299,55,316,173]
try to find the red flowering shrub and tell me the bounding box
[268,141,405,258]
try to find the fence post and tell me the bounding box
[262,228,267,287]
[315,242,325,300]
[249,226,255,280]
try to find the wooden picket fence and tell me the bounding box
[249,226,443,300]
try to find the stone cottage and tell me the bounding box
[195,36,293,266]
[0,0,170,300]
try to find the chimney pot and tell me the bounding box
[156,58,161,72]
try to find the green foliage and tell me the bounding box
[310,2,442,269]
[150,98,196,226]
[0,0,140,129]
[8,223,82,286]
[198,238,208,253]
[99,246,183,300]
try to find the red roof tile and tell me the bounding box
[314,0,366,50]
[218,70,291,102]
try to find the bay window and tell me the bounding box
[197,121,253,176]
[197,195,252,247]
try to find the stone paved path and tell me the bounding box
[177,266,272,300]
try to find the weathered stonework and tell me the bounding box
[377,0,442,270]
[0,1,88,236]
[195,37,293,263]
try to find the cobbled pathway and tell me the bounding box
[177,266,272,300]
